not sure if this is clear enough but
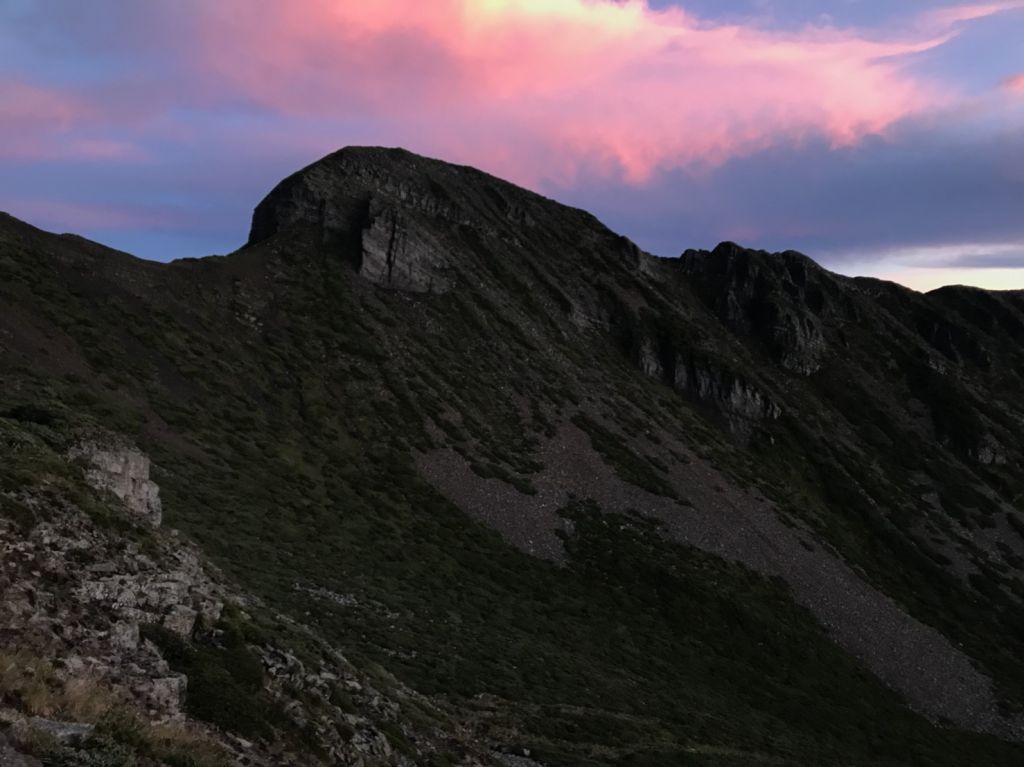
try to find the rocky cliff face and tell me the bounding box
[68,439,162,527]
[4,147,1024,766]
[359,202,453,293]
[676,242,839,375]
[247,147,635,298]
[248,148,469,293]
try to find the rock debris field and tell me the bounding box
[417,420,1024,741]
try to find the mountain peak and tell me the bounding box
[246,146,638,292]
[248,145,583,246]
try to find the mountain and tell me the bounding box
[2,146,1024,766]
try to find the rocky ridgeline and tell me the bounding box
[248,149,788,431]
[247,146,621,297]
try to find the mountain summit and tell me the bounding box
[248,146,643,294]
[2,147,1024,766]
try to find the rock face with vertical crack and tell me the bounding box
[359,201,452,293]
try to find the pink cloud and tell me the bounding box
[1,1,1007,186]
[187,0,968,185]
[0,80,146,162]
[0,80,87,133]
[1005,73,1024,92]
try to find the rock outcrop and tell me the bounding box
[0,423,500,766]
[623,313,781,428]
[673,359,782,422]
[68,439,162,527]
[677,243,838,375]
[14,718,95,748]
[0,494,214,720]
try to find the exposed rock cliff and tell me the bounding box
[676,242,838,375]
[68,438,162,527]
[359,202,453,293]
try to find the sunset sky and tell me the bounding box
[2,0,1022,291]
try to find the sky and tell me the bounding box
[1,1,1022,291]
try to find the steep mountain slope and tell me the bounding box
[2,147,1024,766]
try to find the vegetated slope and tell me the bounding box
[2,146,1024,766]
[0,420,478,766]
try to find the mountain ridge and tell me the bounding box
[3,146,1024,766]
[5,146,1017,300]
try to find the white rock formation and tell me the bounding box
[69,440,162,527]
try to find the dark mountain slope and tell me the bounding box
[2,148,1024,766]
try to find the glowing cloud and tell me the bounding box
[1006,73,1024,92]
[190,0,962,184]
